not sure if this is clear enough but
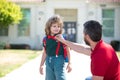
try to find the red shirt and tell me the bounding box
[91,40,120,80]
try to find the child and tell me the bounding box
[39,15,72,80]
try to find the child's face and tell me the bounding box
[50,23,61,36]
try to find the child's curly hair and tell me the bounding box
[45,15,64,36]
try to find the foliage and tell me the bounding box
[0,0,23,28]
[117,51,120,60]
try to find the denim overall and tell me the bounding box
[45,55,66,80]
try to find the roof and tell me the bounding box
[8,0,120,3]
[90,0,120,3]
[8,0,45,2]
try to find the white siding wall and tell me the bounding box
[87,3,120,43]
[0,0,120,49]
[35,4,46,49]
[46,0,88,43]
[115,6,120,40]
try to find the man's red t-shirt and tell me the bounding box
[91,40,120,80]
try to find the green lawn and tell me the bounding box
[0,50,42,77]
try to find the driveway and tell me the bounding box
[0,50,91,80]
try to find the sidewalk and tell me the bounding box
[0,50,91,80]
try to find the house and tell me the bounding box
[0,0,120,49]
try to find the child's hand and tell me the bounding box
[66,63,72,73]
[39,66,44,75]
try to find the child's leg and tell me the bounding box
[54,55,66,80]
[45,57,56,80]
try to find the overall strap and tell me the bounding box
[55,42,60,57]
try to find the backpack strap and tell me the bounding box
[63,43,67,58]
[43,36,47,52]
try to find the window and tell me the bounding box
[0,28,8,36]
[102,9,115,37]
[18,8,31,36]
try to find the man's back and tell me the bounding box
[91,40,120,80]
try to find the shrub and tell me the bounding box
[4,44,31,49]
[0,42,5,49]
[110,40,120,51]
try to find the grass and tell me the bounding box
[0,49,42,77]
[117,51,120,61]
[0,50,119,78]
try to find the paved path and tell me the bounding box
[0,50,91,80]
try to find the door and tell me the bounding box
[63,22,77,42]
[55,9,77,42]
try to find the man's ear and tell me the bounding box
[86,34,91,40]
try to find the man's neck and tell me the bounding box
[90,41,98,51]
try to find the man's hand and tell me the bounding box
[55,34,64,42]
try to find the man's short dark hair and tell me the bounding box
[83,20,102,42]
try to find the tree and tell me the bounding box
[0,0,22,28]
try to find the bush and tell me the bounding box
[110,40,120,51]
[0,42,5,49]
[0,0,22,28]
[4,44,31,49]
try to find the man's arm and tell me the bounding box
[92,75,104,80]
[55,35,91,56]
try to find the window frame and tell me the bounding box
[102,8,115,37]
[17,8,31,37]
[0,27,9,36]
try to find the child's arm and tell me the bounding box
[66,46,71,64]
[66,46,72,73]
[39,48,47,75]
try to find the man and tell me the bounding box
[55,20,120,80]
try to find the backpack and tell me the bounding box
[43,35,68,62]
